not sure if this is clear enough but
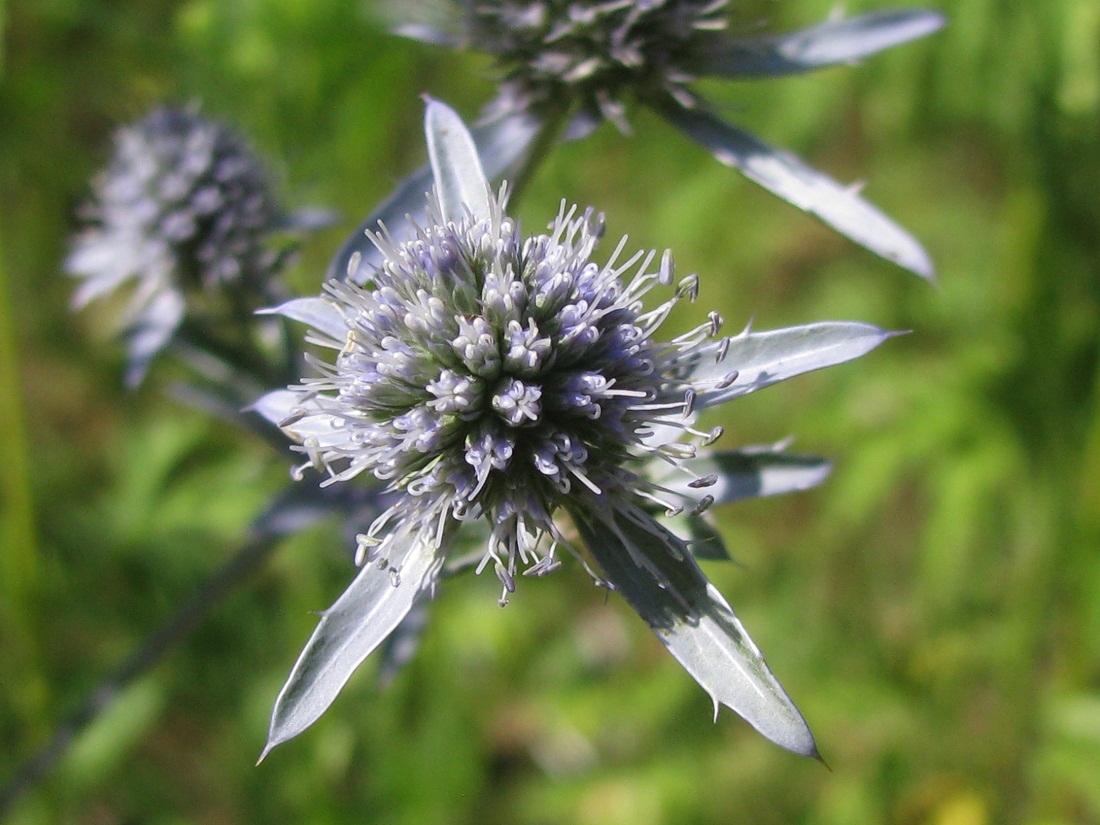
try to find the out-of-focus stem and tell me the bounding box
[0,533,280,819]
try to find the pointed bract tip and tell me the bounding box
[911,253,937,284]
[925,10,949,34]
[780,725,821,760]
[924,267,942,290]
[256,741,275,766]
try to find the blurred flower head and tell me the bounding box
[67,105,289,385]
[433,0,731,130]
[337,2,944,283]
[257,100,896,760]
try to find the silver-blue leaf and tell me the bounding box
[693,9,946,78]
[328,106,545,283]
[258,296,345,341]
[679,321,898,408]
[260,527,443,760]
[657,99,934,279]
[572,506,818,757]
[250,389,300,429]
[375,595,432,688]
[657,449,832,507]
[425,98,491,225]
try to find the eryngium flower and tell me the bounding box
[422,0,731,125]
[67,106,288,385]
[257,100,896,759]
[334,2,944,282]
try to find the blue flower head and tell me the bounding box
[67,106,291,385]
[257,100,897,760]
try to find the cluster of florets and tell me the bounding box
[461,0,726,119]
[284,194,722,597]
[69,106,284,302]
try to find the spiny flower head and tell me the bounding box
[70,105,285,296]
[257,100,896,761]
[280,189,719,599]
[453,0,729,126]
[68,105,288,383]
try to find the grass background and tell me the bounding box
[2,0,1099,822]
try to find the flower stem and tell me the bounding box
[500,99,571,207]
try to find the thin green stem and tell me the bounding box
[501,100,572,208]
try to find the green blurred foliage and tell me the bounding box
[2,0,1099,822]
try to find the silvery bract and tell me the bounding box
[67,106,293,386]
[257,100,898,760]
[333,1,944,283]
